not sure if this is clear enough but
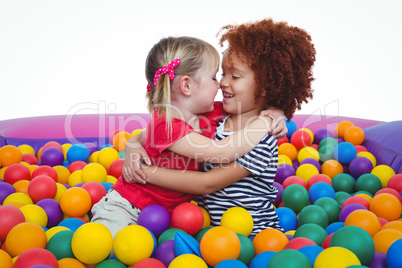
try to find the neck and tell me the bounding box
[225,108,261,132]
[170,100,199,129]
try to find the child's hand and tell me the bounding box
[122,144,151,184]
[259,108,288,139]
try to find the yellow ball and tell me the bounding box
[61,143,73,160]
[53,165,71,184]
[71,222,113,264]
[106,175,118,183]
[18,144,36,155]
[97,147,119,169]
[169,254,208,268]
[299,128,314,143]
[278,154,293,166]
[68,170,83,186]
[200,207,211,229]
[314,246,361,268]
[114,225,154,265]
[357,151,377,167]
[295,164,319,184]
[54,183,67,202]
[3,192,33,206]
[297,146,319,163]
[371,164,396,188]
[81,163,107,183]
[131,128,144,136]
[220,207,254,237]
[88,151,99,163]
[46,226,70,241]
[20,204,48,227]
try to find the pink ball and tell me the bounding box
[81,181,107,207]
[388,174,402,193]
[13,248,58,268]
[132,258,166,268]
[28,175,58,203]
[0,205,25,243]
[284,237,316,250]
[3,163,31,185]
[171,202,204,235]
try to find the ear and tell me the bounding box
[179,76,192,96]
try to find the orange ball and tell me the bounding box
[113,131,132,152]
[344,126,365,145]
[253,228,289,254]
[321,159,344,179]
[370,193,402,221]
[381,221,402,232]
[0,249,13,268]
[13,180,30,194]
[344,209,381,237]
[5,222,47,257]
[372,229,402,254]
[336,121,354,138]
[200,226,241,267]
[0,145,22,167]
[53,165,71,184]
[278,143,298,161]
[58,258,86,268]
[59,187,92,217]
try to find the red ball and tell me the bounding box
[108,159,124,179]
[171,202,204,235]
[28,175,58,203]
[21,154,38,165]
[43,141,63,152]
[341,195,370,209]
[291,130,312,150]
[322,233,334,249]
[387,174,402,193]
[81,181,107,207]
[0,205,25,243]
[375,188,402,204]
[306,174,332,191]
[31,165,58,182]
[67,160,87,173]
[132,258,166,268]
[3,163,31,185]
[13,248,58,268]
[277,136,289,147]
[284,237,316,250]
[282,176,306,189]
[355,145,368,153]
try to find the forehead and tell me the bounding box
[222,50,248,71]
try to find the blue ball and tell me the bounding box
[325,221,344,235]
[66,144,90,163]
[250,251,276,268]
[275,207,298,232]
[309,182,336,203]
[285,120,297,139]
[386,238,402,268]
[334,142,357,165]
[215,259,248,268]
[298,245,324,266]
[57,217,85,232]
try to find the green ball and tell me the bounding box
[95,259,127,268]
[298,205,329,228]
[237,233,255,266]
[46,230,75,260]
[332,173,356,193]
[335,191,352,206]
[267,249,312,268]
[355,174,382,196]
[318,145,335,163]
[319,137,338,149]
[195,226,212,242]
[158,228,186,245]
[314,197,341,224]
[294,223,328,247]
[282,184,310,212]
[330,225,375,266]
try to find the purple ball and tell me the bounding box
[83,142,98,155]
[272,181,284,207]
[349,157,373,179]
[370,252,387,268]
[314,129,334,145]
[338,203,367,222]
[155,240,176,267]
[0,181,16,204]
[36,198,64,228]
[292,160,300,170]
[138,204,171,237]
[40,147,64,167]
[275,164,295,184]
[300,158,321,173]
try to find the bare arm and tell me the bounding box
[141,161,251,195]
[122,130,150,183]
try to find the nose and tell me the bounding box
[220,76,228,89]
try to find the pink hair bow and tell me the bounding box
[147,58,181,91]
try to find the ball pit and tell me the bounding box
[0,113,401,266]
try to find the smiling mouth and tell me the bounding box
[223,91,234,98]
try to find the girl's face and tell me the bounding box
[191,68,220,114]
[220,50,263,115]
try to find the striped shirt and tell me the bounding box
[198,115,283,235]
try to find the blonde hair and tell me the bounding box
[145,36,220,135]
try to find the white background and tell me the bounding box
[1,0,401,122]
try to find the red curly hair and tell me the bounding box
[218,18,316,120]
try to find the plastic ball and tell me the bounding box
[67,170,83,186]
[278,154,293,166]
[284,237,317,250]
[278,143,298,161]
[295,164,319,184]
[298,146,319,163]
[314,246,361,267]
[5,222,47,257]
[41,147,64,167]
[293,223,328,247]
[253,228,288,254]
[220,207,253,237]
[0,178,17,203]
[21,153,38,165]
[267,249,312,268]
[58,257,86,268]
[285,120,297,139]
[18,144,36,155]
[46,230,74,260]
[3,163,31,185]
[0,249,13,268]
[57,217,85,232]
[97,147,120,169]
[13,248,58,268]
[113,224,154,265]
[334,142,357,165]
[275,207,298,232]
[355,173,381,196]
[66,144,90,163]
[386,238,402,268]
[67,160,87,173]
[309,182,335,204]
[3,192,33,206]
[370,193,402,221]
[0,145,22,167]
[195,226,212,242]
[314,128,334,144]
[235,233,255,266]
[71,222,113,264]
[344,209,381,237]
[344,126,365,145]
[138,204,171,237]
[375,187,402,203]
[319,137,339,149]
[330,225,375,266]
[215,259,247,268]
[331,173,355,193]
[306,174,330,191]
[199,206,210,229]
[20,204,48,227]
[154,239,175,267]
[336,121,354,138]
[339,203,367,222]
[349,157,373,178]
[108,159,124,179]
[174,232,201,256]
[282,184,310,212]
[132,258,166,268]
[28,175,58,203]
[81,181,107,207]
[387,174,402,192]
[13,179,30,194]
[371,165,396,188]
[341,195,370,209]
[169,254,208,268]
[81,163,107,183]
[277,136,289,146]
[298,204,329,228]
[372,229,402,254]
[282,175,306,189]
[321,159,344,179]
[298,245,324,267]
[36,198,63,228]
[59,187,92,217]
[112,131,131,152]
[274,163,295,184]
[200,226,241,267]
[291,130,312,150]
[31,165,58,182]
[171,202,204,235]
[0,205,25,243]
[300,158,321,173]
